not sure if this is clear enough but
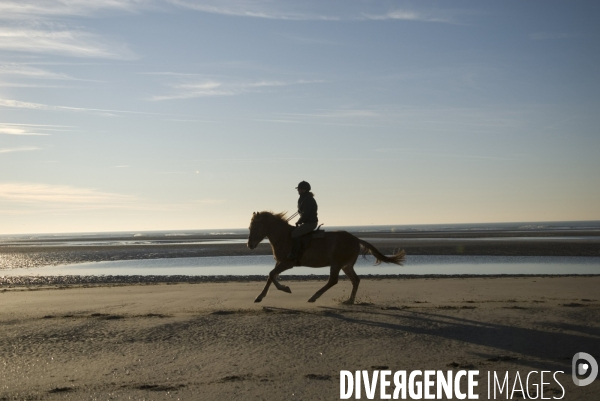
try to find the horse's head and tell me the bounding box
[247,211,268,249]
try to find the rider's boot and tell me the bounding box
[287,237,301,263]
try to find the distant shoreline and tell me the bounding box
[2,219,600,238]
[1,229,599,270]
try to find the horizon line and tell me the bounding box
[1,219,599,237]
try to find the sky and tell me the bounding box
[0,0,599,234]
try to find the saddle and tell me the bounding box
[304,224,325,239]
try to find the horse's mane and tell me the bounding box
[256,211,290,225]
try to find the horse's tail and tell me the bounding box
[359,240,406,266]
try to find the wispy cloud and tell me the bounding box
[0,182,226,214]
[0,1,151,20]
[0,63,94,88]
[281,109,380,119]
[0,63,75,79]
[251,106,529,130]
[0,2,143,60]
[0,27,136,59]
[529,32,580,41]
[168,0,340,20]
[151,78,320,101]
[248,118,383,128]
[0,123,71,128]
[0,82,76,88]
[0,147,41,154]
[0,98,170,116]
[0,99,50,110]
[160,108,384,127]
[152,81,231,100]
[0,182,135,204]
[0,123,52,136]
[141,71,208,77]
[168,0,454,23]
[363,10,452,23]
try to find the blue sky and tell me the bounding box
[0,1,599,234]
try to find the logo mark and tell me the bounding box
[572,352,598,386]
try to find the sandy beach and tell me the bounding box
[1,276,599,400]
[1,228,599,399]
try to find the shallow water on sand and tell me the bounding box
[1,255,599,277]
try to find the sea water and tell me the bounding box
[2,255,599,277]
[1,221,599,277]
[2,219,600,246]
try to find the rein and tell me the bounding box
[286,212,298,222]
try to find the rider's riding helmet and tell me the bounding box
[295,181,311,191]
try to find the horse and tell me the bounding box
[246,211,406,304]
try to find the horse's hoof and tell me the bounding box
[307,298,316,303]
[342,299,355,305]
[254,297,263,303]
[283,286,292,294]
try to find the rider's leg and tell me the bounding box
[287,237,301,261]
[287,222,318,261]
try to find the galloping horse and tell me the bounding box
[247,211,405,304]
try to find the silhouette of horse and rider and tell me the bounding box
[247,181,405,304]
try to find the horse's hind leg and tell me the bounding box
[308,264,341,303]
[341,262,361,305]
[255,262,293,303]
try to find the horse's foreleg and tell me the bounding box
[308,264,341,303]
[270,262,293,293]
[254,262,293,302]
[254,277,273,303]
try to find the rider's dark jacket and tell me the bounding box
[297,192,318,225]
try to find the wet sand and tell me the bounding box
[1,277,599,400]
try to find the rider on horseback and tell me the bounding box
[287,181,318,262]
